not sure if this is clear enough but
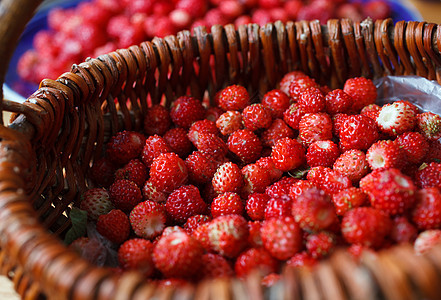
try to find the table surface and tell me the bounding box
[1,0,441,299]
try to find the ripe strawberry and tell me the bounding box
[306,140,340,168]
[341,207,392,248]
[149,152,188,193]
[163,127,192,158]
[333,149,369,183]
[366,140,405,170]
[218,85,250,111]
[271,137,306,172]
[339,114,379,151]
[69,237,106,265]
[216,110,243,136]
[143,104,171,136]
[261,118,295,147]
[118,238,154,277]
[228,129,263,164]
[141,135,171,168]
[242,104,273,131]
[129,200,166,239]
[343,77,377,112]
[184,214,211,234]
[185,151,218,185]
[188,119,219,144]
[363,0,391,19]
[200,253,234,279]
[414,229,441,255]
[166,185,208,224]
[278,70,309,95]
[332,113,349,137]
[286,251,317,268]
[153,229,204,278]
[416,112,441,141]
[212,162,244,194]
[425,139,441,163]
[390,216,418,244]
[193,132,228,161]
[265,177,298,201]
[96,209,130,244]
[246,193,270,221]
[411,188,441,230]
[261,89,291,118]
[142,180,167,203]
[415,162,441,189]
[298,113,333,147]
[89,157,117,187]
[261,273,282,288]
[264,197,293,220]
[325,89,354,115]
[211,192,244,218]
[305,231,337,259]
[361,103,381,121]
[248,221,263,248]
[170,96,206,128]
[360,168,416,216]
[109,179,143,212]
[241,163,272,196]
[395,132,429,164]
[234,247,279,278]
[218,0,245,18]
[376,100,417,136]
[332,187,368,216]
[283,103,306,130]
[80,188,114,220]
[307,166,352,195]
[256,156,283,183]
[115,159,148,187]
[292,187,337,231]
[106,130,146,165]
[261,217,303,260]
[297,87,326,113]
[289,180,315,201]
[288,77,320,102]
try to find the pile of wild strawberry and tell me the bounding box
[72,71,441,285]
[18,0,391,85]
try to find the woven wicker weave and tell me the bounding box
[1,1,441,299]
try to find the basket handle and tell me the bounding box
[0,0,43,124]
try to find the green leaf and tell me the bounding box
[288,167,310,179]
[64,207,88,245]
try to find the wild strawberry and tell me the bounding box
[246,193,270,221]
[90,157,117,187]
[170,96,206,128]
[264,197,293,220]
[166,185,208,224]
[176,0,208,18]
[211,192,244,218]
[416,112,441,141]
[361,103,381,120]
[286,252,317,268]
[343,77,377,112]
[366,140,405,170]
[163,127,192,158]
[261,89,291,118]
[109,179,143,212]
[241,163,272,196]
[296,0,333,24]
[306,140,340,168]
[333,149,369,183]
[339,114,379,151]
[363,0,391,19]
[292,187,337,231]
[188,119,219,144]
[414,229,441,255]
[425,139,441,163]
[184,214,211,234]
[415,162,441,189]
[289,180,315,201]
[141,135,171,168]
[390,216,418,244]
[271,137,306,172]
[265,177,298,201]
[298,113,333,147]
[297,87,326,113]
[193,133,228,161]
[218,85,250,111]
[242,104,273,131]
[144,104,171,136]
[395,132,429,164]
[115,159,148,187]
[376,100,417,136]
[216,110,243,136]
[256,156,283,183]
[106,130,146,165]
[149,152,188,193]
[69,237,106,265]
[129,200,166,239]
[332,113,349,137]
[248,221,263,247]
[96,209,130,244]
[305,231,337,259]
[228,129,263,164]
[234,247,279,278]
[80,188,114,220]
[262,273,282,287]
[153,229,204,278]
[411,188,441,230]
[185,151,218,184]
[212,162,244,194]
[206,214,249,258]
[288,77,320,102]
[360,168,416,216]
[278,70,309,95]
[332,187,368,216]
[283,103,306,130]
[307,166,352,195]
[201,253,234,279]
[118,238,154,277]
[325,89,354,115]
[218,0,245,19]
[261,118,295,147]
[142,180,167,203]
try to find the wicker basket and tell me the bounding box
[1,0,441,299]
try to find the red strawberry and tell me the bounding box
[248,221,263,248]
[261,89,291,119]
[425,139,441,163]
[188,119,219,144]
[343,77,377,112]
[216,110,243,136]
[89,157,117,187]
[306,140,340,168]
[227,129,263,164]
[288,77,320,102]
[307,166,352,195]
[211,192,244,218]
[333,149,369,183]
[246,193,270,221]
[69,237,106,265]
[170,96,206,128]
[332,187,368,216]
[218,85,250,111]
[283,103,306,130]
[242,104,273,131]
[163,127,192,158]
[271,137,306,172]
[118,238,154,277]
[289,180,315,201]
[264,197,293,220]
[241,163,272,196]
[265,177,298,201]
[80,188,114,220]
[411,188,441,230]
[149,152,188,193]
[141,135,171,168]
[278,70,309,95]
[416,112,441,141]
[212,162,244,194]
[234,247,278,278]
[292,187,337,231]
[415,162,441,189]
[305,231,337,259]
[206,106,224,122]
[361,103,381,121]
[341,207,392,248]
[286,251,317,268]
[363,0,391,20]
[339,114,379,151]
[142,180,167,203]
[143,104,171,136]
[96,209,130,244]
[325,89,354,115]
[261,273,282,287]
[115,159,148,187]
[153,229,204,278]
[256,156,283,183]
[414,229,441,255]
[332,113,349,137]
[395,132,429,164]
[166,185,208,224]
[261,118,295,147]
[298,112,333,147]
[184,214,211,234]
[297,87,326,113]
[106,130,146,165]
[201,253,234,279]
[185,151,218,184]
[129,200,166,239]
[366,140,405,170]
[109,179,143,212]
[193,132,228,161]
[390,216,418,244]
[376,100,417,136]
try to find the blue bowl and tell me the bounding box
[4,0,423,102]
